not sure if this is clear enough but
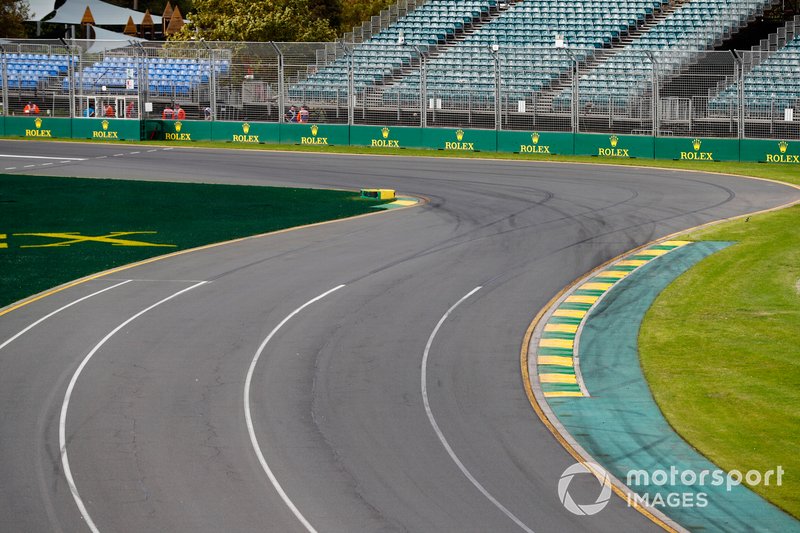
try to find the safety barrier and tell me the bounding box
[2,117,799,164]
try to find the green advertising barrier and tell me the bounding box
[71,118,141,141]
[157,119,212,141]
[497,130,574,155]
[212,121,280,144]
[280,123,349,146]
[350,125,424,149]
[574,133,654,159]
[740,138,800,164]
[4,116,72,139]
[655,137,739,161]
[421,127,496,152]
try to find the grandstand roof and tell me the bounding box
[45,0,163,25]
[24,0,58,21]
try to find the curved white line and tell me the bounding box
[59,281,207,533]
[244,284,345,533]
[0,280,132,352]
[421,286,536,533]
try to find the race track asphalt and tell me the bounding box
[1,140,797,533]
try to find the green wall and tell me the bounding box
[574,133,654,158]
[655,137,740,162]
[280,123,349,146]
[72,118,141,141]
[212,121,280,144]
[350,125,423,149]
[3,118,799,166]
[497,130,573,154]
[5,116,72,139]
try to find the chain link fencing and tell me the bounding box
[0,40,797,139]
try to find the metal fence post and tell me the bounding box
[270,42,284,123]
[418,46,427,128]
[347,49,355,126]
[0,45,8,117]
[491,45,501,131]
[646,51,659,136]
[566,48,578,133]
[209,49,217,121]
[733,50,744,139]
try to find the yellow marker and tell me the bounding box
[391,199,417,206]
[14,232,176,248]
[553,309,586,318]
[539,338,574,349]
[544,390,584,398]
[544,323,578,333]
[638,248,670,257]
[538,355,574,367]
[616,259,648,266]
[540,373,578,384]
[0,234,6,249]
[580,282,613,291]
[565,295,598,304]
[661,240,691,247]
[595,270,629,279]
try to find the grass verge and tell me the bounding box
[0,173,386,308]
[640,204,800,517]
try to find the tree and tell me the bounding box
[339,0,393,34]
[171,0,338,42]
[0,0,29,38]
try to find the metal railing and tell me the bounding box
[0,40,797,139]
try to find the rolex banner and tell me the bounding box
[740,139,800,164]
[421,127,497,152]
[5,116,72,139]
[72,118,142,141]
[211,121,280,144]
[654,137,739,161]
[350,125,423,149]
[574,133,654,159]
[280,123,349,146]
[497,131,573,155]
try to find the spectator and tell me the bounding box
[285,105,297,123]
[162,106,174,119]
[203,106,212,120]
[23,101,40,115]
[125,101,136,118]
[297,105,309,123]
[83,105,95,117]
[174,103,186,119]
[104,103,115,117]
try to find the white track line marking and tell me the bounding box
[5,167,16,170]
[59,280,206,533]
[41,163,53,166]
[0,154,86,161]
[129,151,140,155]
[421,287,536,533]
[112,154,124,157]
[0,280,131,353]
[23,165,35,168]
[244,284,345,533]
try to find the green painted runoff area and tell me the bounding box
[641,205,800,519]
[0,174,386,308]
[550,242,799,531]
[3,116,800,163]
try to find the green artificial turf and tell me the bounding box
[0,174,385,308]
[640,204,800,517]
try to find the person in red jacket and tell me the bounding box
[23,101,40,114]
[104,103,115,117]
[174,103,186,119]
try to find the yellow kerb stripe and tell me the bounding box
[595,270,629,279]
[540,373,578,384]
[539,338,574,349]
[391,200,417,206]
[544,391,584,398]
[0,234,6,249]
[553,309,586,318]
[565,295,598,304]
[616,260,648,267]
[580,282,614,291]
[544,323,578,333]
[538,355,574,367]
[638,249,670,256]
[661,240,692,246]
